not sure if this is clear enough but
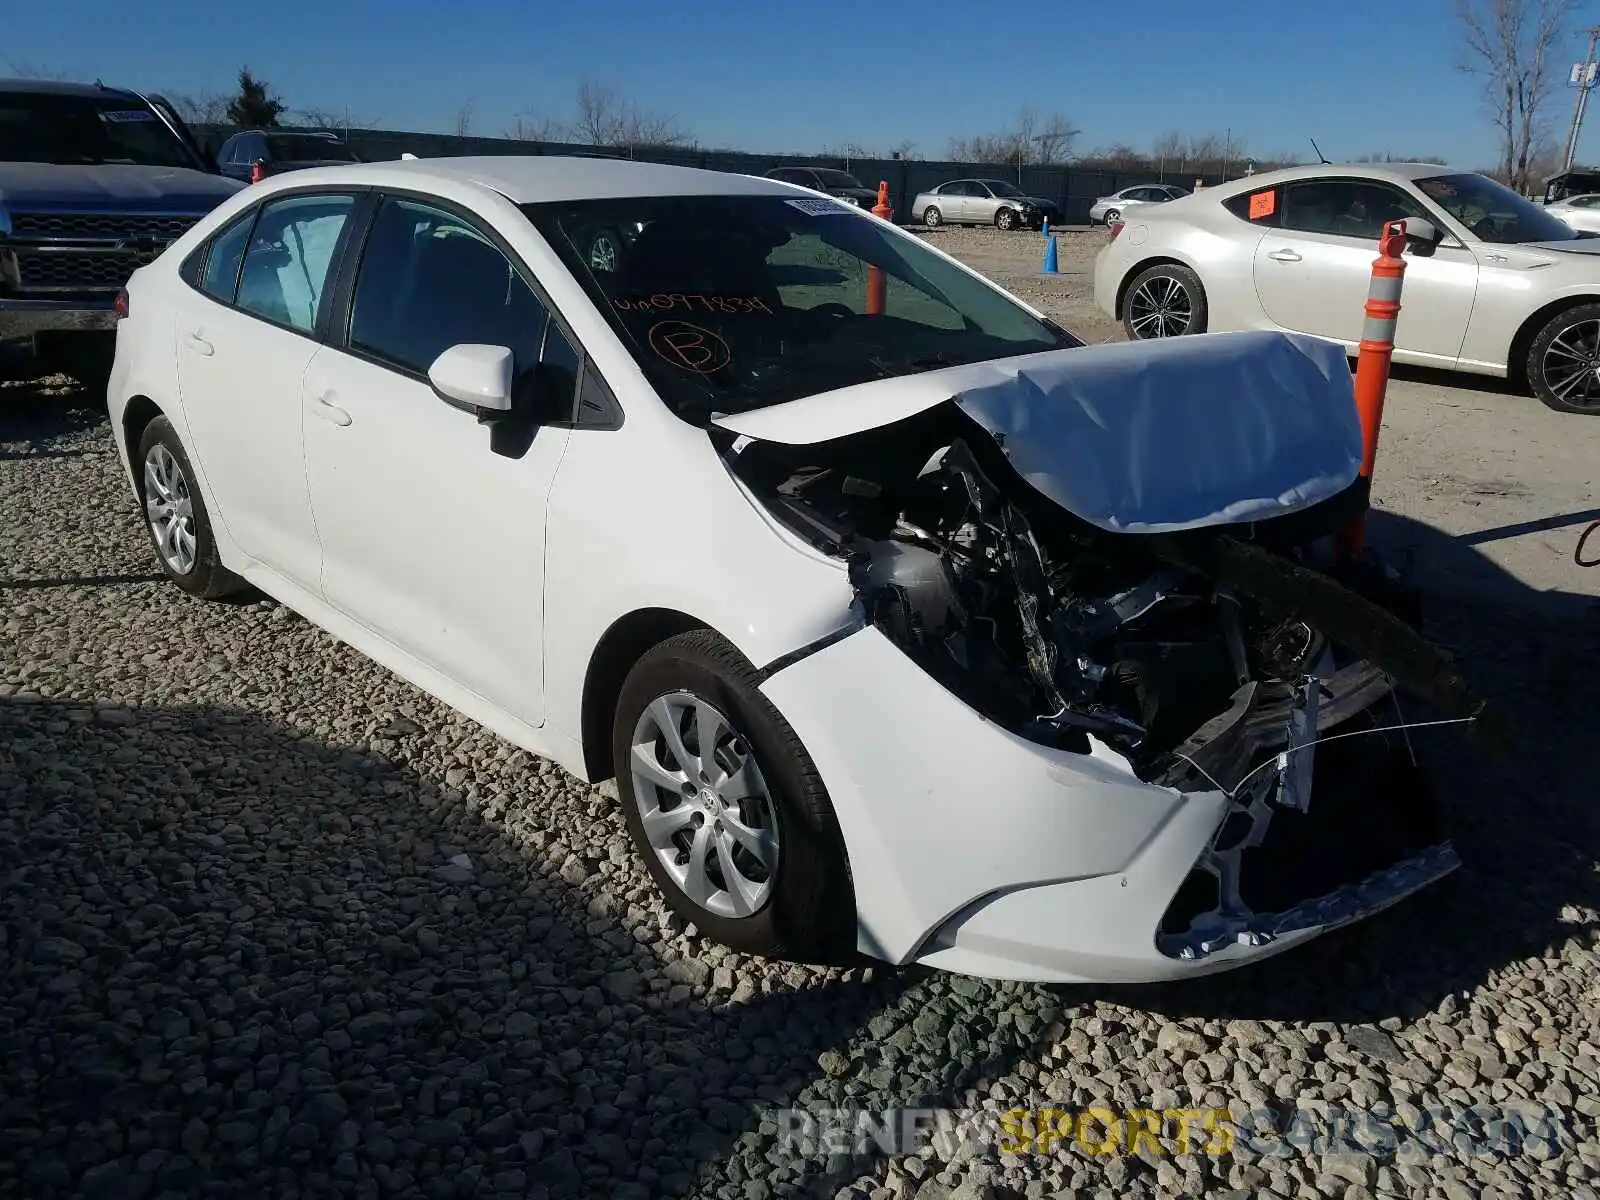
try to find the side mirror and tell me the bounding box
[1403,217,1445,245]
[428,344,515,419]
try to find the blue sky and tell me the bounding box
[11,0,1600,167]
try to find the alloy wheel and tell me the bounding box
[143,443,197,574]
[629,690,781,919]
[1127,274,1194,338]
[1539,318,1600,410]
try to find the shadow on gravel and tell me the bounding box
[0,695,1051,1199]
[1091,509,1599,1028]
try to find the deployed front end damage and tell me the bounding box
[719,331,1477,969]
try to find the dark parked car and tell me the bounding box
[764,165,879,208]
[216,129,360,181]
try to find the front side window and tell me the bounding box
[236,193,355,332]
[348,197,549,379]
[524,194,1079,424]
[1415,172,1577,244]
[0,91,198,169]
[1278,179,1429,239]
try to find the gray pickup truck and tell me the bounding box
[1,78,244,383]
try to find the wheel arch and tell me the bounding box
[121,395,166,489]
[580,607,712,782]
[1507,293,1600,389]
[1114,255,1200,321]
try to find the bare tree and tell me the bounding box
[571,75,689,150]
[7,59,71,80]
[288,107,381,132]
[1081,143,1144,169]
[454,103,474,137]
[504,111,566,142]
[167,91,230,125]
[1455,0,1576,191]
[948,108,1078,167]
[1354,151,1450,164]
[1151,131,1189,174]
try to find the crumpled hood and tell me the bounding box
[0,163,243,213]
[715,330,1364,534]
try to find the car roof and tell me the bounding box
[1201,161,1461,200]
[280,156,802,203]
[0,77,143,101]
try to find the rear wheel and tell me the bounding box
[611,630,857,964]
[136,416,246,599]
[1122,263,1209,340]
[1526,302,1600,414]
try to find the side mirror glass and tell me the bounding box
[428,344,515,418]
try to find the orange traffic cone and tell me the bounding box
[249,159,264,184]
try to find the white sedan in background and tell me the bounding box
[1094,162,1600,414]
[1542,192,1600,234]
[108,156,1470,983]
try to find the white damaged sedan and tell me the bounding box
[107,157,1477,983]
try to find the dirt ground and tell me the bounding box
[925,225,1600,618]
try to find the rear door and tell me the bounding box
[173,189,359,591]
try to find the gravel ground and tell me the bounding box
[2,302,1598,1200]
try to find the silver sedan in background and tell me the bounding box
[911,179,1061,230]
[1088,183,1189,226]
[1542,193,1600,234]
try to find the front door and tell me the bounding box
[301,194,577,725]
[1247,177,1479,365]
[173,191,357,591]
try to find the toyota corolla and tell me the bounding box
[106,157,1477,982]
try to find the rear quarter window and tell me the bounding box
[1224,186,1282,227]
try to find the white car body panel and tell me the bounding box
[1093,162,1600,380]
[107,156,1460,984]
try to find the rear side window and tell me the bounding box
[235,193,356,333]
[199,211,256,302]
[1224,186,1282,227]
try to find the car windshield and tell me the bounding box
[1416,172,1578,244]
[811,168,865,189]
[983,180,1027,197]
[524,194,1080,423]
[266,134,357,163]
[0,92,196,168]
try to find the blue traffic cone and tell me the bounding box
[1042,235,1058,274]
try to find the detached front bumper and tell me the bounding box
[760,626,1456,984]
[0,297,118,343]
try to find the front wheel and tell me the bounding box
[922,205,943,228]
[612,630,857,964]
[995,207,1019,231]
[1121,263,1209,340]
[1103,208,1121,226]
[1526,302,1600,414]
[136,416,246,599]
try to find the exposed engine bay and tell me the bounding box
[721,399,1481,958]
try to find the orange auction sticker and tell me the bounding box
[1249,190,1276,220]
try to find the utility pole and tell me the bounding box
[1563,27,1600,175]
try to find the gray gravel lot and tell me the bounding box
[2,312,1598,1199]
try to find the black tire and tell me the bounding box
[995,206,1019,231]
[611,629,858,965]
[135,416,246,599]
[923,205,943,228]
[1120,262,1209,340]
[1103,208,1121,226]
[1525,302,1600,414]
